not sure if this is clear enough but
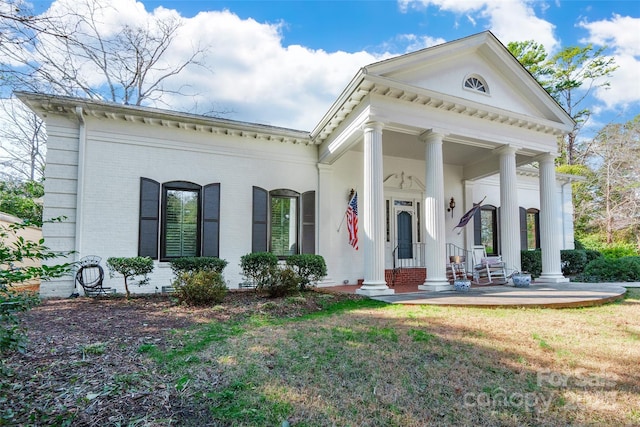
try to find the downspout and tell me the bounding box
[75,106,86,260]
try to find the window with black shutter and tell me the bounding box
[251,187,315,256]
[138,178,220,260]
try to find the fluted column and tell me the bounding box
[357,121,394,296]
[419,131,451,291]
[498,146,521,274]
[538,153,568,282]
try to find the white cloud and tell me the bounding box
[35,1,384,130]
[579,14,640,113]
[164,10,380,130]
[398,0,559,53]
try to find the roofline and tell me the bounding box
[310,69,367,139]
[311,31,575,142]
[15,91,312,143]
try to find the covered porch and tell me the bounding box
[312,33,574,296]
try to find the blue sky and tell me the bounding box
[27,0,640,134]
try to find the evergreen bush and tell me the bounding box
[239,252,278,288]
[261,267,300,298]
[584,249,603,264]
[520,250,542,278]
[578,256,640,282]
[286,254,327,290]
[172,270,227,306]
[561,250,588,276]
[169,257,228,276]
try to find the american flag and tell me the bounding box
[346,192,358,250]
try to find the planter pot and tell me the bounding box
[512,273,532,288]
[453,279,471,292]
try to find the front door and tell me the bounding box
[397,211,413,259]
[392,200,419,267]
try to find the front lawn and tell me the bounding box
[3,288,639,426]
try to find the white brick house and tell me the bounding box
[18,32,576,298]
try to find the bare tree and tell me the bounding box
[584,116,640,243]
[0,100,45,181]
[0,0,212,181]
[1,0,209,106]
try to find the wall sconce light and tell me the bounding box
[447,197,456,217]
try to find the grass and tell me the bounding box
[145,288,640,426]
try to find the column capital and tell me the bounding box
[317,163,333,172]
[535,152,557,164]
[496,144,519,156]
[362,120,385,132]
[419,129,446,144]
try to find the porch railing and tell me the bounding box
[393,243,426,269]
[390,243,474,279]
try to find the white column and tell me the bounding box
[538,153,568,282]
[357,121,394,296]
[419,131,451,291]
[498,146,521,274]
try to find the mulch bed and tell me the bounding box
[1,290,361,426]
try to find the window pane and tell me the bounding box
[165,189,198,257]
[527,212,537,250]
[481,209,495,254]
[271,196,297,256]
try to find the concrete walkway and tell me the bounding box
[367,282,631,308]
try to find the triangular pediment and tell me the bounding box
[363,32,572,127]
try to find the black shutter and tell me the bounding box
[534,211,541,249]
[520,207,528,251]
[252,186,268,252]
[139,178,160,259]
[496,206,501,256]
[202,183,220,257]
[473,208,482,245]
[301,191,315,254]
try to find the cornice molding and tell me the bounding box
[312,74,571,145]
[16,92,312,146]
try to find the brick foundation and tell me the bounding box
[357,268,427,287]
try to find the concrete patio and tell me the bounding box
[323,282,635,308]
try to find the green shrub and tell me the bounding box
[169,257,228,276]
[106,257,154,298]
[520,250,542,278]
[286,254,327,290]
[0,288,39,353]
[578,256,640,282]
[240,252,278,288]
[259,267,300,298]
[561,250,588,276]
[1,218,71,353]
[584,250,603,264]
[600,244,639,259]
[172,270,227,306]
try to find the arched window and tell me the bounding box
[138,178,220,261]
[252,187,316,257]
[463,74,489,94]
